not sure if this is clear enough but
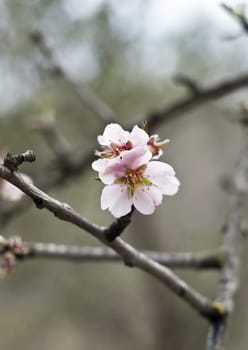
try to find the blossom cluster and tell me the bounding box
[92,123,180,218]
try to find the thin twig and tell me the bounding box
[221,4,248,33]
[1,72,248,228]
[30,31,117,123]
[173,74,202,95]
[0,239,224,269]
[145,73,248,130]
[0,158,221,319]
[206,132,248,350]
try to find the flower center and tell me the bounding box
[110,141,132,156]
[95,141,133,158]
[147,136,170,156]
[115,164,152,198]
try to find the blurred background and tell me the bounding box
[0,0,248,349]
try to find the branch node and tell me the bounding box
[33,197,44,209]
[104,211,133,242]
[3,150,36,172]
[123,256,134,267]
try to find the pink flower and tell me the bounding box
[99,148,180,218]
[92,123,180,218]
[95,123,150,158]
[92,123,152,174]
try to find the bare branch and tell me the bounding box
[145,73,248,130]
[206,132,248,349]
[173,74,202,95]
[0,237,223,269]
[30,112,75,173]
[1,73,248,228]
[221,4,248,33]
[30,30,117,123]
[0,155,221,319]
[3,150,35,172]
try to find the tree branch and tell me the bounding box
[145,73,248,130]
[173,74,202,95]
[0,237,223,269]
[206,131,248,349]
[221,4,248,33]
[1,73,248,228]
[30,31,117,123]
[0,155,222,320]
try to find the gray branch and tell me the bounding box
[30,31,117,123]
[221,4,248,33]
[145,73,248,130]
[1,239,224,269]
[1,72,248,227]
[0,159,221,320]
[206,133,248,349]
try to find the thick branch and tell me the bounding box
[0,160,220,319]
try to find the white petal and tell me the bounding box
[99,161,126,184]
[118,147,152,169]
[92,158,109,172]
[98,171,117,185]
[101,185,132,218]
[144,161,180,196]
[147,185,163,205]
[133,188,156,215]
[130,125,149,147]
[160,175,180,196]
[145,161,175,184]
[98,123,129,146]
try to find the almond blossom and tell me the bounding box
[92,123,169,176]
[92,134,180,218]
[92,123,151,172]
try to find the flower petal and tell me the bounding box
[147,185,163,205]
[130,125,149,147]
[160,175,180,196]
[101,184,132,218]
[145,161,175,184]
[92,158,109,172]
[117,146,152,169]
[133,188,156,215]
[144,161,180,195]
[98,123,129,146]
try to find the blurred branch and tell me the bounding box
[146,73,248,130]
[30,31,117,123]
[0,237,224,269]
[206,128,248,349]
[221,3,248,33]
[31,111,74,171]
[173,74,202,95]
[0,153,222,320]
[3,150,35,172]
[1,72,248,227]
